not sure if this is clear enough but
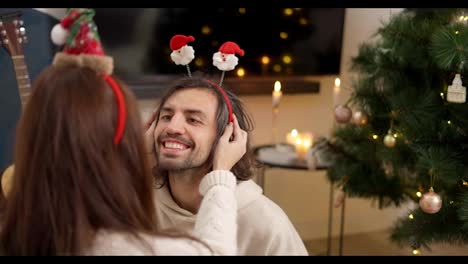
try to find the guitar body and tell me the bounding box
[0,9,59,196]
[1,165,13,196]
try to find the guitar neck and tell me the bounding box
[11,55,31,110]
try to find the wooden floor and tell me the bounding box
[304,229,468,256]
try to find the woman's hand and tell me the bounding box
[213,114,248,171]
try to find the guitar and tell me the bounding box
[0,10,30,197]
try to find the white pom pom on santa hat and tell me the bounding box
[51,23,69,46]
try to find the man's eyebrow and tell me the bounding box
[160,107,174,113]
[184,109,208,120]
[160,107,208,119]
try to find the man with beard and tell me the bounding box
[146,76,308,255]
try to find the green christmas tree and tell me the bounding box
[327,8,468,252]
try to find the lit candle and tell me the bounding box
[333,77,341,107]
[295,132,313,160]
[286,129,299,145]
[272,80,282,109]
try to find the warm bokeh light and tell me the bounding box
[201,25,211,35]
[273,64,282,72]
[280,32,289,39]
[194,58,204,67]
[283,8,293,16]
[295,138,302,145]
[282,55,292,64]
[261,56,270,65]
[239,8,246,14]
[299,17,308,25]
[237,67,245,77]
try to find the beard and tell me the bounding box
[156,152,198,171]
[155,136,209,172]
[212,52,239,71]
[170,45,195,65]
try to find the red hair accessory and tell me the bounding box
[206,79,234,123]
[51,8,126,145]
[102,74,127,145]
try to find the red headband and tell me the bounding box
[102,74,127,145]
[206,79,234,124]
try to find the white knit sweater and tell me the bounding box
[86,170,237,255]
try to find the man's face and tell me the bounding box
[154,88,218,171]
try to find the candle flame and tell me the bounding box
[335,77,341,87]
[295,138,302,145]
[274,81,282,92]
[291,129,298,136]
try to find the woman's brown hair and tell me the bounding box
[0,65,157,255]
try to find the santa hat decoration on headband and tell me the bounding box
[51,8,125,145]
[51,8,112,75]
[213,41,244,86]
[170,34,196,77]
[50,8,82,46]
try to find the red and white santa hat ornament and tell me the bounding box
[213,41,244,86]
[50,8,126,145]
[170,34,196,77]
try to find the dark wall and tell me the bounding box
[0,8,58,173]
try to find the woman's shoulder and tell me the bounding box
[87,230,212,256]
